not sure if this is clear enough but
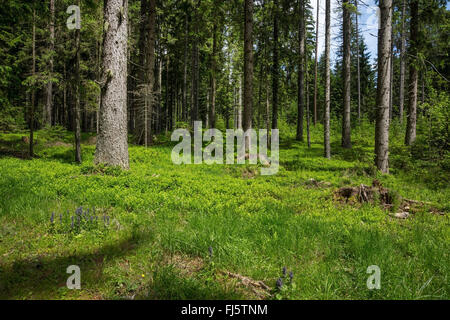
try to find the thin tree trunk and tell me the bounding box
[324,0,331,159]
[266,82,270,133]
[183,12,189,121]
[405,0,419,146]
[313,0,320,126]
[342,0,352,148]
[399,0,406,124]
[375,0,392,173]
[305,13,311,148]
[272,0,279,129]
[146,0,156,143]
[356,0,361,121]
[297,0,305,141]
[238,78,243,129]
[95,0,129,169]
[30,6,36,158]
[389,23,394,121]
[44,0,55,126]
[243,0,253,141]
[74,0,82,164]
[209,22,217,128]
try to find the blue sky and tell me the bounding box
[311,0,450,65]
[311,0,379,65]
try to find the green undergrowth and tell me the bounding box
[0,122,448,300]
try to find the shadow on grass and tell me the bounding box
[0,232,151,299]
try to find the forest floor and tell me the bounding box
[0,123,448,300]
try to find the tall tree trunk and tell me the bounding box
[313,0,320,126]
[258,49,263,128]
[389,23,394,121]
[356,0,361,121]
[305,11,311,148]
[30,6,36,158]
[145,0,156,144]
[324,0,331,159]
[166,55,171,132]
[342,0,352,148]
[405,0,419,146]
[136,0,156,145]
[191,1,200,123]
[243,0,253,137]
[74,0,82,164]
[399,0,406,124]
[272,0,279,129]
[296,0,305,141]
[209,22,217,128]
[44,0,55,126]
[183,12,189,121]
[375,0,392,173]
[95,0,129,169]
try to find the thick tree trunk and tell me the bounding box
[324,0,331,159]
[44,0,55,126]
[272,0,279,129]
[313,0,319,126]
[342,0,352,148]
[74,0,82,164]
[296,0,305,141]
[405,0,419,146]
[243,0,253,137]
[375,0,392,173]
[95,0,129,169]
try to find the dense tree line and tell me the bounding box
[0,0,448,172]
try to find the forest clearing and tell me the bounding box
[0,0,448,301]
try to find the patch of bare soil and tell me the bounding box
[334,179,445,219]
[164,253,272,299]
[165,253,205,277]
[219,270,271,300]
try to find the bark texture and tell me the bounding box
[296,0,305,141]
[375,0,392,173]
[324,0,331,159]
[313,0,319,126]
[342,0,352,148]
[95,0,130,169]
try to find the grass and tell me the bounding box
[0,122,448,300]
